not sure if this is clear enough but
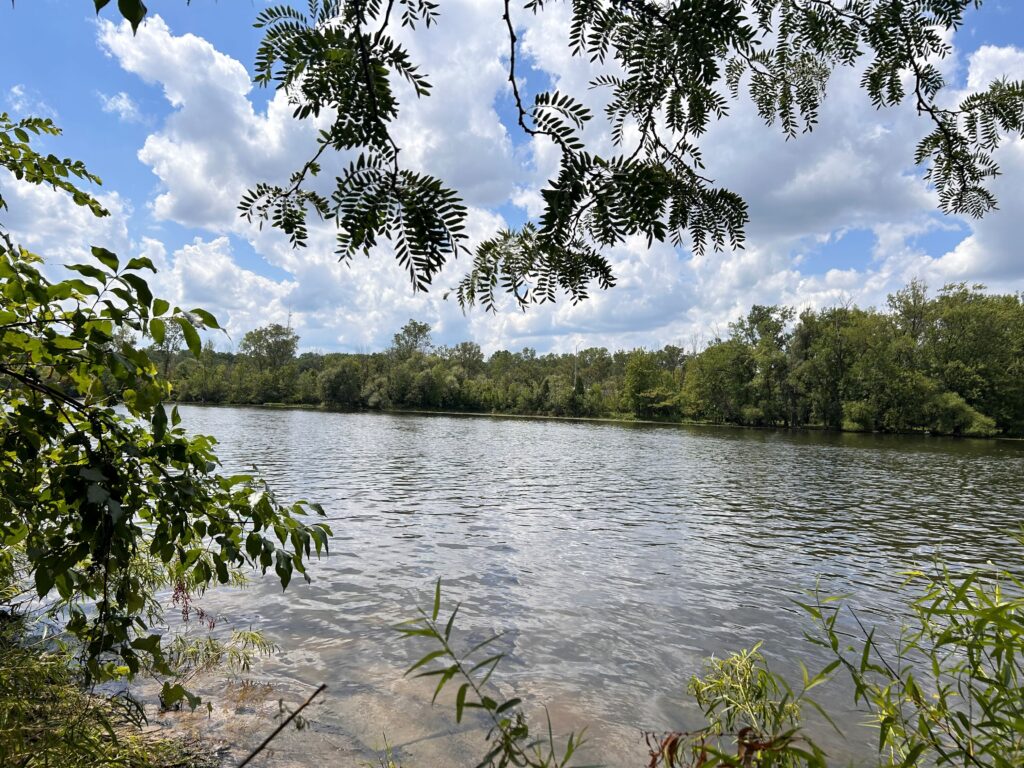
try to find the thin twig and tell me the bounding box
[503,0,538,138]
[238,683,327,768]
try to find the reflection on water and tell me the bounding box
[152,407,1024,766]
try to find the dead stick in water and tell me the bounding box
[238,683,327,767]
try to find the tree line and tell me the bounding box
[163,281,1024,437]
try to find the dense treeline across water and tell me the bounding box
[163,281,1024,436]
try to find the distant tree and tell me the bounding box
[845,313,933,432]
[238,323,299,370]
[681,339,753,424]
[623,349,677,418]
[319,358,364,406]
[175,339,227,403]
[443,341,485,376]
[731,305,795,426]
[150,319,184,380]
[788,307,858,429]
[391,319,433,360]
[924,284,1024,430]
[888,278,931,348]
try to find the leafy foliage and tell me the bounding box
[0,615,217,767]
[239,0,466,292]
[240,0,1022,309]
[0,113,106,217]
[399,581,588,768]
[800,547,1024,766]
[0,120,331,685]
[86,0,1024,310]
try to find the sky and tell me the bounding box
[1,0,1023,354]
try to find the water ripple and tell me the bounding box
[172,407,1024,766]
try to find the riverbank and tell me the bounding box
[172,400,1021,441]
[0,617,220,768]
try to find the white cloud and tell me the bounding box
[99,91,143,123]
[0,170,131,271]
[98,15,324,231]
[5,84,55,117]
[6,84,28,112]
[966,45,1024,90]
[85,14,1024,353]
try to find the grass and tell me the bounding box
[0,615,218,768]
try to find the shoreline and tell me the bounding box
[168,401,1023,442]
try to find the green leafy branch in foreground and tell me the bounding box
[398,581,589,768]
[0,115,331,695]
[0,240,330,691]
[800,555,1024,766]
[0,113,107,218]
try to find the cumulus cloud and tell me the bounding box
[99,91,143,122]
[98,15,325,231]
[0,171,132,271]
[84,13,1024,353]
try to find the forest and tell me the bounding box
[165,281,1024,437]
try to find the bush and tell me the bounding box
[926,391,997,436]
[0,617,217,767]
[842,400,875,431]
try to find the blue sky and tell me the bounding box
[1,1,1023,353]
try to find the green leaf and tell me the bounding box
[125,255,157,272]
[173,315,202,357]
[132,634,162,654]
[117,0,148,33]
[121,273,153,308]
[65,263,109,282]
[405,649,446,676]
[189,307,220,329]
[150,317,166,344]
[49,336,83,350]
[91,246,119,271]
[34,567,54,598]
[152,298,170,316]
[152,404,167,440]
[455,683,468,723]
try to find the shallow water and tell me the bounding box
[151,407,1024,766]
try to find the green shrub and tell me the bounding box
[925,391,997,436]
[0,618,217,768]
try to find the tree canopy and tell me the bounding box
[91,0,1024,311]
[159,282,1024,437]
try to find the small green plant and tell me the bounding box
[646,643,832,767]
[0,616,216,767]
[399,581,589,768]
[802,551,1024,767]
[362,735,403,768]
[689,643,803,736]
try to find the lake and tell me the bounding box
[153,406,1024,766]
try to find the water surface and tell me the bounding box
[155,407,1024,766]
